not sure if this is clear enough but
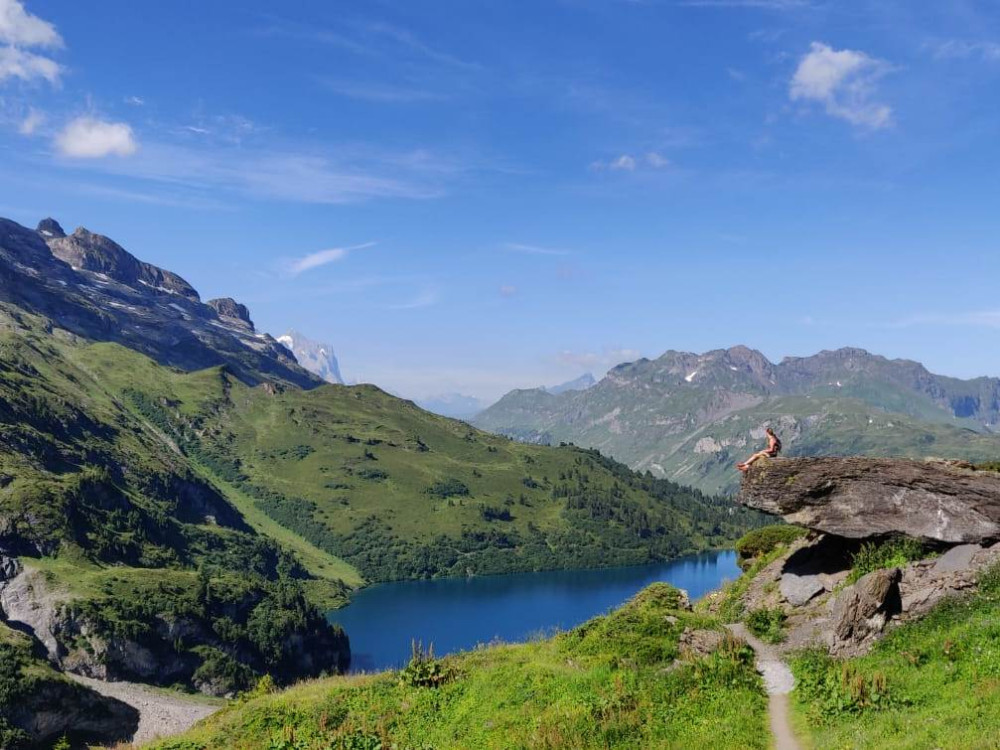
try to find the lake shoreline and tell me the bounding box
[329,548,740,673]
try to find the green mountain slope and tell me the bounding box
[475,346,1000,494]
[67,335,758,583]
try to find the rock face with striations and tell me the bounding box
[738,457,1000,544]
[0,216,317,388]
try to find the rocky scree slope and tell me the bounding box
[475,346,1000,493]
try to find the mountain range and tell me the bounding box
[475,345,1000,494]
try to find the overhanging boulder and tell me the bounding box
[738,457,1000,544]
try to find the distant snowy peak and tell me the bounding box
[546,373,597,395]
[278,330,344,384]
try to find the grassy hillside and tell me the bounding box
[789,562,1000,749]
[64,339,759,583]
[149,584,769,750]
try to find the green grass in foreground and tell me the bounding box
[149,584,769,750]
[790,562,1000,749]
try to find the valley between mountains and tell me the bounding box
[0,217,760,747]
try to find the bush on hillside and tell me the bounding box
[735,525,806,569]
[846,537,929,584]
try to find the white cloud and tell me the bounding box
[125,95,145,106]
[0,0,61,84]
[0,0,61,47]
[610,154,637,171]
[285,241,375,277]
[502,242,570,256]
[499,284,517,297]
[789,42,893,129]
[55,117,138,158]
[17,106,42,134]
[931,40,1000,63]
[645,151,670,168]
[0,44,59,83]
[591,152,670,172]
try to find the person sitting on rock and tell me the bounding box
[737,427,781,472]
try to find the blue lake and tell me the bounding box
[329,550,740,673]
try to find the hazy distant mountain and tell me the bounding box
[475,345,1000,494]
[276,330,344,384]
[418,393,488,420]
[546,373,596,395]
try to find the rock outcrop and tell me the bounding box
[738,457,1000,544]
[829,567,902,656]
[48,227,201,301]
[725,458,1000,659]
[0,216,317,388]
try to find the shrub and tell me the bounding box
[744,607,786,644]
[735,525,806,569]
[426,479,470,499]
[399,640,454,688]
[847,537,928,584]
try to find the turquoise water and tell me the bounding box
[329,550,740,672]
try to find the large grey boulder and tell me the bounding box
[738,458,1000,544]
[829,567,902,657]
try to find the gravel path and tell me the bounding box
[726,623,800,750]
[70,674,222,746]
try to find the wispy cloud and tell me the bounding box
[503,242,571,256]
[789,42,893,129]
[499,284,517,297]
[321,78,446,103]
[41,135,461,205]
[124,95,146,106]
[18,107,42,134]
[929,39,1000,63]
[893,311,1000,329]
[679,0,811,8]
[590,152,670,172]
[389,287,439,310]
[285,242,375,277]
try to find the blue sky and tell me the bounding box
[1,0,999,401]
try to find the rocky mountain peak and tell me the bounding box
[46,226,200,302]
[276,330,344,384]
[1,215,318,388]
[207,297,254,331]
[36,217,66,239]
